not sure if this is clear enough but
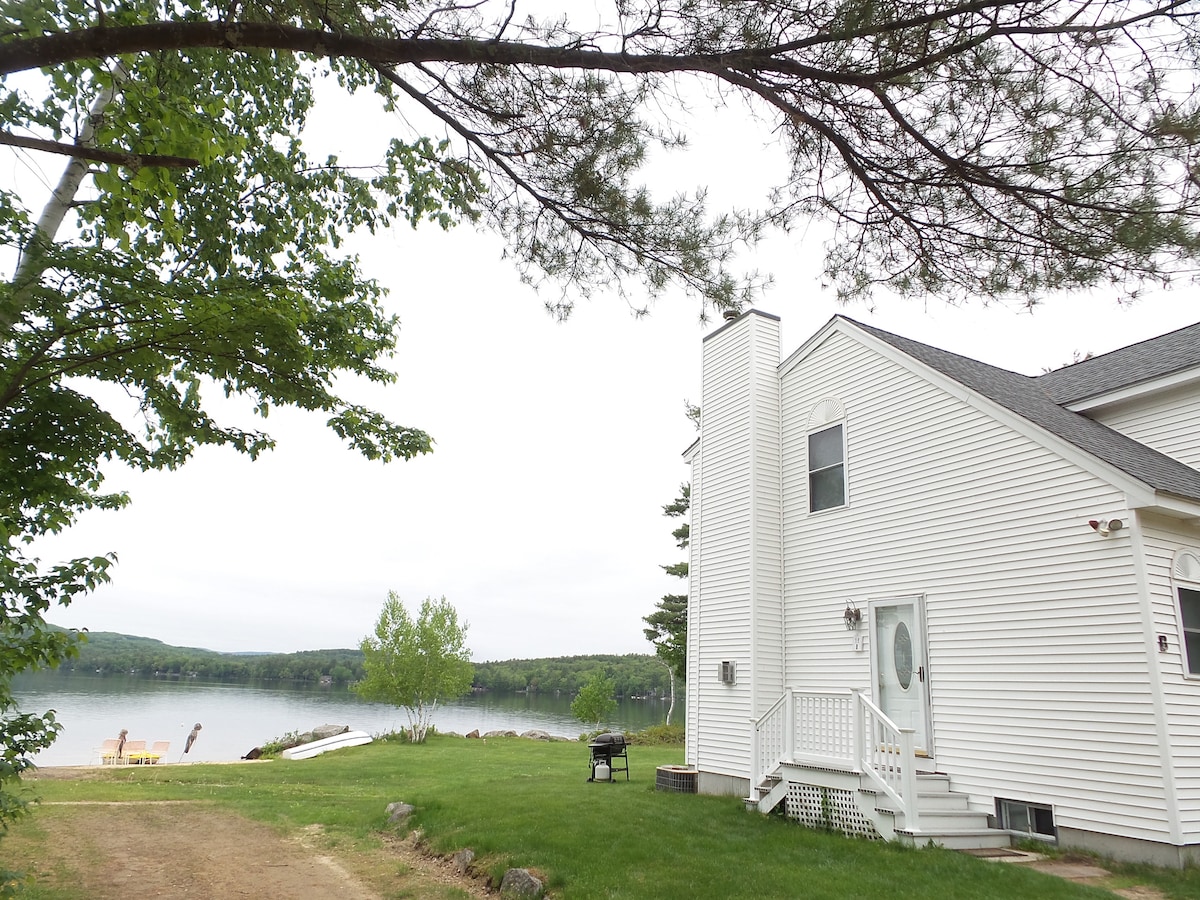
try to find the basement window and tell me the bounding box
[997,799,1056,842]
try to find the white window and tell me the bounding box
[808,423,846,512]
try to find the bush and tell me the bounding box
[628,723,685,745]
[576,724,684,744]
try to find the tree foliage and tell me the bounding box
[7,2,1200,308]
[354,594,473,743]
[0,0,477,835]
[571,670,618,726]
[472,652,672,697]
[646,485,689,680]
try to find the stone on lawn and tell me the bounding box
[499,868,543,898]
[385,802,415,824]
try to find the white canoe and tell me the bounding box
[281,730,373,760]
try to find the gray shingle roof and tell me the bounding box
[843,317,1200,504]
[1036,320,1200,404]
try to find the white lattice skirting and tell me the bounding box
[785,783,881,840]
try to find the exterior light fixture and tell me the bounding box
[843,601,862,630]
[1088,518,1125,536]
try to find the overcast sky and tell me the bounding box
[11,63,1200,663]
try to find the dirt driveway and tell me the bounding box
[15,800,490,899]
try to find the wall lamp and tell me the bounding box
[843,601,862,630]
[1088,518,1124,536]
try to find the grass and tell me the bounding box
[6,736,1194,899]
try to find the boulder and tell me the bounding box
[452,848,476,874]
[311,724,350,741]
[520,730,552,742]
[277,724,351,750]
[465,730,480,739]
[483,730,518,738]
[499,868,543,898]
[385,802,415,825]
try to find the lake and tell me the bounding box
[13,672,675,766]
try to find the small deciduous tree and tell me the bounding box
[354,593,473,744]
[571,670,618,727]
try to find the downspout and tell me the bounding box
[776,348,785,696]
[688,427,703,769]
[1128,511,1183,849]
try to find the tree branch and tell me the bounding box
[0,130,200,168]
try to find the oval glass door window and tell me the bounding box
[894,622,914,690]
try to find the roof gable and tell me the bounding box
[841,317,1200,505]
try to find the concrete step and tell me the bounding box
[893,808,995,832]
[895,827,1012,850]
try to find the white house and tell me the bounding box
[685,309,1200,865]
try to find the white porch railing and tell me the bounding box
[750,688,919,831]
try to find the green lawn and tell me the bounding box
[8,735,1194,899]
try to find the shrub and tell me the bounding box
[628,723,685,745]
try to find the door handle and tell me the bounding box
[918,666,925,683]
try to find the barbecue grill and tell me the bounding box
[587,732,629,782]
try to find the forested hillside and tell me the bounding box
[65,632,366,682]
[59,631,672,694]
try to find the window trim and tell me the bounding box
[1179,585,1200,678]
[1172,549,1200,680]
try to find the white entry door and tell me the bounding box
[872,598,931,754]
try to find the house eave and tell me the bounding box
[1065,367,1200,414]
[1132,492,1200,523]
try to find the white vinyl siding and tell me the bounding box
[1090,384,1200,471]
[779,328,1174,843]
[688,313,782,780]
[1141,518,1200,843]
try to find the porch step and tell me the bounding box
[864,777,1010,850]
[911,791,972,812]
[894,827,1013,851]
[913,773,952,792]
[746,775,787,814]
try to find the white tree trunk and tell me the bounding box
[7,65,128,330]
[662,661,676,726]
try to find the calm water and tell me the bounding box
[13,672,673,766]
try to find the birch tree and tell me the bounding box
[355,594,473,743]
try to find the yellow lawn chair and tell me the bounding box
[141,741,170,764]
[98,739,121,765]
